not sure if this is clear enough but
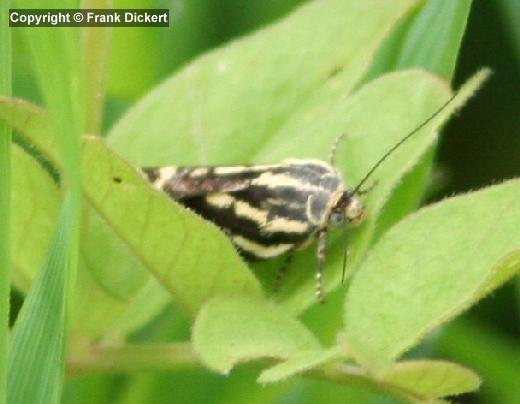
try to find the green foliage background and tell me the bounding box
[3,0,519,403]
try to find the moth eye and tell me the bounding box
[330,212,344,225]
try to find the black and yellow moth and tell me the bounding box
[142,94,457,303]
[143,156,364,302]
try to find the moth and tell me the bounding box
[142,94,456,303]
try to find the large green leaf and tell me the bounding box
[81,137,261,315]
[193,296,320,374]
[344,179,520,371]
[358,0,473,243]
[107,0,421,165]
[268,69,488,313]
[299,0,474,354]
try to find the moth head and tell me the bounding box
[330,191,365,226]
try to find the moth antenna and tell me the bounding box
[341,223,349,283]
[352,92,458,195]
[329,132,347,165]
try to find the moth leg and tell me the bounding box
[316,229,327,304]
[272,253,293,294]
[341,223,349,283]
[328,132,347,165]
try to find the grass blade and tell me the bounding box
[7,198,75,404]
[395,0,472,78]
[365,0,472,80]
[7,0,84,402]
[0,0,12,402]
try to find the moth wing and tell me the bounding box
[143,161,341,260]
[142,166,260,199]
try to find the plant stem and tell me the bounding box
[68,342,427,402]
[82,0,112,135]
[67,342,200,375]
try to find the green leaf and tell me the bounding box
[193,296,321,374]
[7,197,75,404]
[81,137,261,316]
[272,69,489,313]
[80,212,148,301]
[10,145,59,291]
[107,0,421,165]
[72,207,160,340]
[258,348,340,384]
[394,0,472,78]
[358,0,472,243]
[364,0,472,80]
[259,357,480,400]
[0,98,55,164]
[98,278,171,342]
[344,179,520,371]
[380,360,481,398]
[276,0,474,350]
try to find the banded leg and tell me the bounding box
[272,253,293,294]
[328,132,347,166]
[341,223,349,283]
[316,230,327,304]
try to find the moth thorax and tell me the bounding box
[341,191,365,225]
